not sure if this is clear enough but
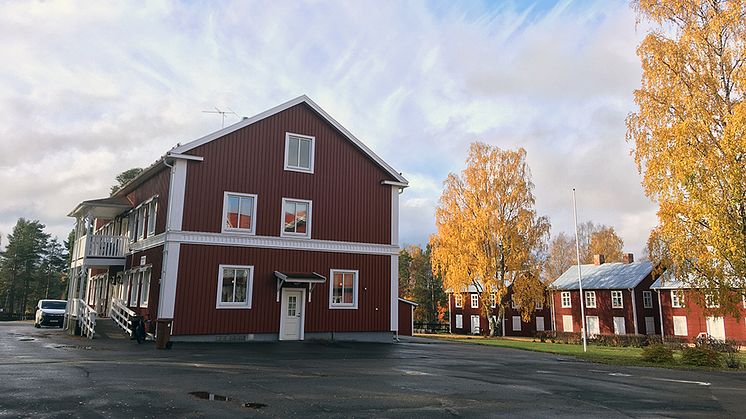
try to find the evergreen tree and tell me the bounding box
[0,219,50,316]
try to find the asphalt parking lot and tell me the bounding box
[1,321,745,418]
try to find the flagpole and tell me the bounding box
[572,188,587,352]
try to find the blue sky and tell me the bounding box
[0,0,656,256]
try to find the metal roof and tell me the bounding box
[550,261,653,290]
[67,196,133,218]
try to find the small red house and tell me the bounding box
[447,284,551,336]
[65,95,408,343]
[397,298,418,337]
[550,254,661,336]
[652,276,746,343]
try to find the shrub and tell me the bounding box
[588,334,663,348]
[681,346,722,367]
[641,344,674,363]
[694,335,741,353]
[724,352,741,369]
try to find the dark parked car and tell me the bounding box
[34,300,67,328]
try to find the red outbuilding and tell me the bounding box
[397,298,418,337]
[65,95,408,344]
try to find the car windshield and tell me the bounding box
[41,301,66,310]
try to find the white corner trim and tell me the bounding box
[221,192,258,235]
[158,241,180,319]
[284,132,315,174]
[166,159,188,232]
[280,198,312,239]
[390,186,399,246]
[169,95,408,185]
[390,254,398,332]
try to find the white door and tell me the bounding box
[470,315,480,334]
[279,289,305,341]
[645,317,655,335]
[613,317,626,335]
[586,316,600,336]
[706,316,725,341]
[562,315,573,332]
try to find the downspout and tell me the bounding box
[448,292,452,334]
[657,290,665,342]
[629,288,639,335]
[550,290,556,332]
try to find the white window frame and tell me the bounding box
[704,293,720,308]
[284,132,315,174]
[611,290,623,308]
[489,293,496,308]
[585,291,597,308]
[742,293,746,309]
[511,297,519,310]
[671,290,684,308]
[471,294,479,308]
[216,264,254,309]
[673,315,688,336]
[146,200,157,237]
[642,290,653,308]
[222,192,258,234]
[561,291,571,308]
[536,316,545,331]
[455,314,463,329]
[562,315,573,332]
[512,316,521,331]
[329,269,359,309]
[139,269,151,308]
[137,206,146,240]
[129,272,140,307]
[454,293,463,308]
[280,198,312,238]
[644,316,655,335]
[535,301,543,310]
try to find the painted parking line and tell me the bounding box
[649,377,711,386]
[608,372,632,377]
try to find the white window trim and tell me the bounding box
[129,272,140,307]
[585,291,597,308]
[561,291,571,308]
[280,198,313,239]
[673,315,688,336]
[147,200,157,236]
[512,316,521,331]
[490,293,496,308]
[222,191,258,234]
[471,294,479,309]
[704,293,720,308]
[216,264,254,309]
[642,290,653,308]
[611,291,623,309]
[535,301,543,310]
[671,290,683,308]
[329,269,359,309]
[139,269,151,308]
[284,132,315,174]
[454,293,463,308]
[455,314,463,329]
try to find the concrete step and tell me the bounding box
[94,318,129,340]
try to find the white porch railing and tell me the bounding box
[76,298,97,339]
[110,298,136,337]
[73,235,129,262]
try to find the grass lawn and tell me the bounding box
[421,334,746,371]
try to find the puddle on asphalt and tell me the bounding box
[189,392,266,409]
[18,338,35,341]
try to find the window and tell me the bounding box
[489,293,496,308]
[455,314,463,329]
[645,317,655,335]
[137,206,146,240]
[742,293,746,309]
[281,198,311,238]
[673,316,688,336]
[585,291,596,308]
[511,297,519,310]
[704,293,720,308]
[562,315,573,332]
[561,291,571,308]
[147,200,157,236]
[536,316,545,331]
[129,272,140,306]
[535,301,543,310]
[454,293,463,308]
[611,291,623,308]
[512,316,521,331]
[671,290,684,308]
[470,294,479,308]
[139,269,151,308]
[284,133,315,173]
[643,291,653,308]
[330,269,358,309]
[216,265,253,309]
[613,317,626,335]
[223,192,257,233]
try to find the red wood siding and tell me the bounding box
[659,290,746,342]
[125,245,164,321]
[398,300,414,336]
[449,292,551,336]
[124,168,170,235]
[181,103,393,244]
[172,244,391,336]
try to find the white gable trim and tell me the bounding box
[170,95,408,185]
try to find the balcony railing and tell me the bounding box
[73,234,128,261]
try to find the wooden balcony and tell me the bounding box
[71,234,128,267]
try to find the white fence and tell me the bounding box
[73,235,128,262]
[76,298,97,339]
[110,298,136,337]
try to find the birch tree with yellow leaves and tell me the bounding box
[628,0,746,315]
[430,143,550,335]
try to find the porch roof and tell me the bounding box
[274,271,327,284]
[68,197,133,219]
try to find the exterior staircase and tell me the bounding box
[94,318,129,339]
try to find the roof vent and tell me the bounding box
[593,254,605,265]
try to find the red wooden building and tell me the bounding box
[549,254,661,336]
[447,284,552,337]
[651,276,746,343]
[65,95,408,343]
[397,298,418,337]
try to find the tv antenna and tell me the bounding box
[202,107,238,128]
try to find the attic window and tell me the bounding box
[284,133,314,173]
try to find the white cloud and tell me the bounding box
[0,0,658,257]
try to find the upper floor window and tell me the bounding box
[643,291,653,308]
[281,198,311,238]
[454,293,463,308]
[489,293,496,308]
[671,290,684,308]
[561,291,571,308]
[704,293,719,308]
[611,290,623,308]
[223,192,257,234]
[535,301,543,310]
[511,297,519,310]
[284,133,315,173]
[585,291,597,308]
[127,197,158,242]
[471,293,479,308]
[216,265,254,309]
[147,200,157,236]
[329,269,358,309]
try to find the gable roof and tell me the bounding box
[170,95,408,185]
[550,261,653,290]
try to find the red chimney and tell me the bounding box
[593,254,605,265]
[623,253,634,264]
